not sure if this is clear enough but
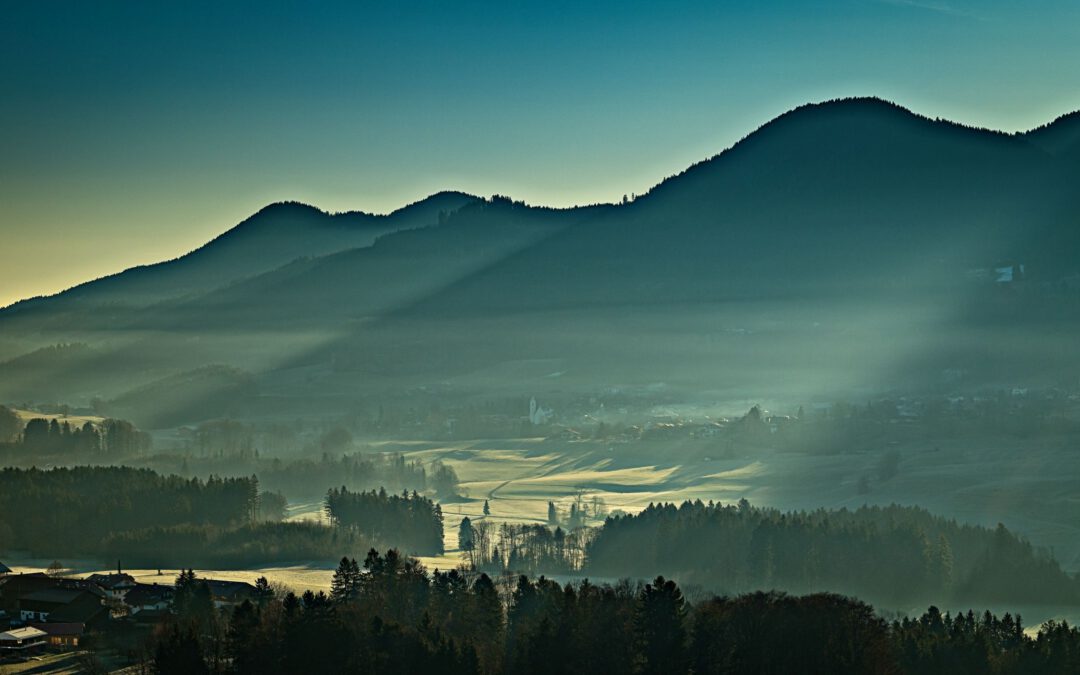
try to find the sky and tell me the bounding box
[2,0,1080,307]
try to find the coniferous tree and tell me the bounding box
[636,576,687,675]
[330,556,353,603]
[459,517,476,552]
[154,624,210,675]
[0,405,19,443]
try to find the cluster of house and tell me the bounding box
[0,561,256,656]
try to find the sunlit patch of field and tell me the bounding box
[701,461,768,481]
[394,436,1080,576]
[0,649,104,674]
[285,500,330,524]
[238,436,1080,589]
[6,561,337,595]
[11,436,1080,602]
[12,409,105,427]
[394,443,767,557]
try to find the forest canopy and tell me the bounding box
[148,549,1080,675]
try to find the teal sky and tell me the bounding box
[2,0,1080,307]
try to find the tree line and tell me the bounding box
[258,453,440,499]
[460,520,592,575]
[452,499,1080,608]
[583,500,1080,607]
[0,466,455,566]
[324,487,444,555]
[139,450,451,502]
[0,406,151,460]
[0,466,257,557]
[103,521,369,569]
[142,549,1080,675]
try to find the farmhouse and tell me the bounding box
[205,579,257,608]
[0,573,56,604]
[86,571,136,600]
[0,626,47,654]
[18,587,108,625]
[124,583,173,615]
[18,587,86,622]
[28,622,85,648]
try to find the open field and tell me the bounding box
[0,651,107,675]
[8,432,1080,630]
[392,437,1080,571]
[11,409,104,428]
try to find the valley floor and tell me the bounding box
[9,433,1080,630]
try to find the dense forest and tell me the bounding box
[0,466,258,556]
[0,407,465,501]
[583,501,1079,606]
[456,500,1080,607]
[138,549,1080,675]
[0,467,445,566]
[324,487,445,556]
[129,448,449,501]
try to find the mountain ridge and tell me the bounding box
[6,97,1079,314]
[2,96,1080,413]
[0,190,480,315]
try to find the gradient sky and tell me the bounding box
[2,0,1080,307]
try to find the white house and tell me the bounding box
[0,626,48,653]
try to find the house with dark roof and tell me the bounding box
[0,573,54,604]
[86,572,136,600]
[28,622,86,649]
[124,583,173,615]
[205,580,257,608]
[47,591,109,627]
[18,588,106,626]
[130,607,171,626]
[0,561,11,575]
[18,587,87,622]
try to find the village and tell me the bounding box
[0,561,257,669]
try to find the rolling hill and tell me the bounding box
[2,97,1079,424]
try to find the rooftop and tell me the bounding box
[0,626,48,642]
[20,587,84,606]
[49,593,107,624]
[205,579,257,599]
[29,622,84,637]
[125,583,173,605]
[86,572,136,590]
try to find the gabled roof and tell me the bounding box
[29,622,84,637]
[0,561,11,574]
[86,573,136,590]
[48,593,107,624]
[0,573,54,597]
[205,579,257,600]
[20,587,85,607]
[130,607,171,622]
[124,583,173,606]
[0,626,48,642]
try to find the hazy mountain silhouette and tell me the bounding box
[1025,109,1080,158]
[3,98,1080,417]
[0,191,478,321]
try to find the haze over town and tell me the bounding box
[3,2,1080,674]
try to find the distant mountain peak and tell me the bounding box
[637,96,1030,204]
[1024,109,1080,156]
[386,191,480,218]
